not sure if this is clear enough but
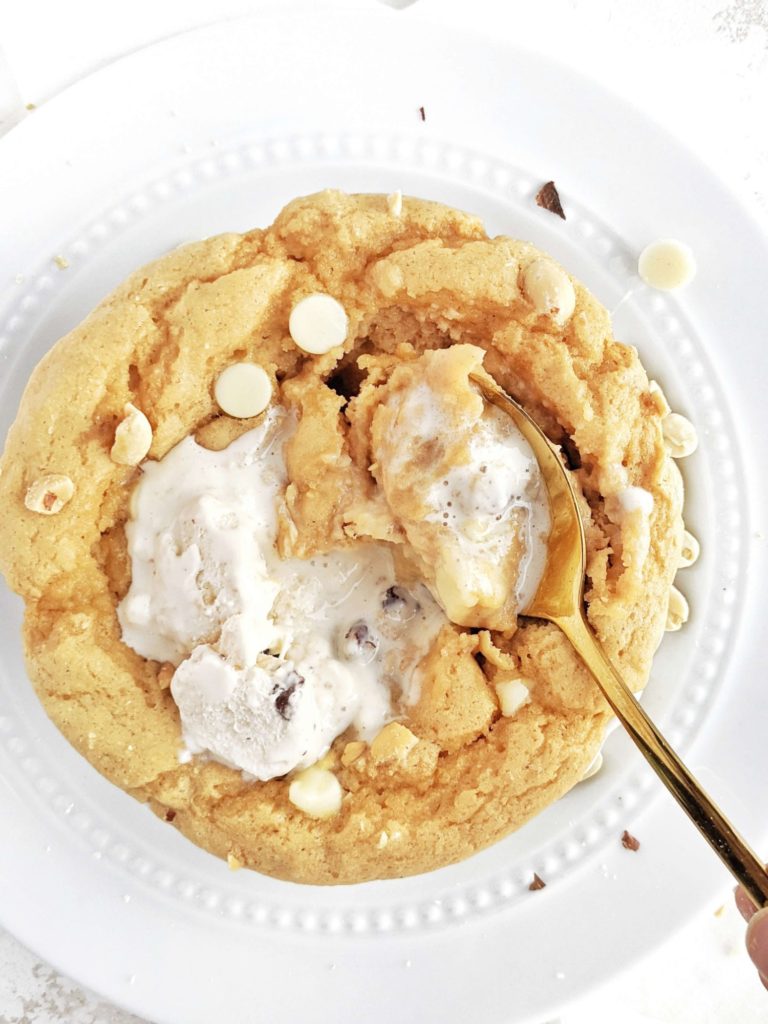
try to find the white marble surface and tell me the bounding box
[1,0,767,1021]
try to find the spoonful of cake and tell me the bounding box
[472,368,768,910]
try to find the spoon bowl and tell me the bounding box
[472,371,768,909]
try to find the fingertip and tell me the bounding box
[746,908,768,975]
[734,885,758,923]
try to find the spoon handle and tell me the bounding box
[557,610,768,909]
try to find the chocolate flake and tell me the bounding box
[382,585,420,622]
[344,621,380,661]
[535,181,566,220]
[418,105,426,122]
[529,873,547,891]
[621,829,640,852]
[273,670,305,720]
[382,585,407,609]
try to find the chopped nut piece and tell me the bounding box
[111,403,152,465]
[387,190,403,217]
[377,831,389,849]
[665,585,689,631]
[662,412,698,458]
[288,767,343,819]
[529,873,547,890]
[227,851,242,871]
[522,259,576,325]
[621,830,641,851]
[370,722,419,763]
[341,741,367,767]
[495,678,531,717]
[678,529,700,568]
[535,181,566,219]
[24,473,74,515]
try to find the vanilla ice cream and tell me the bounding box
[118,409,445,780]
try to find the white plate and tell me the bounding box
[1,7,767,1024]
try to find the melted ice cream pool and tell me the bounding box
[118,409,445,781]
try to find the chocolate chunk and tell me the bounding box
[621,830,640,851]
[560,434,582,470]
[273,670,305,720]
[342,621,380,664]
[418,105,426,122]
[164,809,176,822]
[529,873,547,891]
[535,181,566,220]
[382,585,419,623]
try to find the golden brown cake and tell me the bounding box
[0,190,688,884]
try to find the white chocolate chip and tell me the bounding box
[665,586,689,631]
[387,190,403,217]
[662,412,698,458]
[111,403,152,466]
[24,473,74,515]
[678,529,701,568]
[638,239,696,291]
[214,363,272,419]
[522,259,576,325]
[288,766,343,819]
[648,380,670,416]
[581,752,603,781]
[288,293,348,355]
[495,678,531,717]
[370,721,419,763]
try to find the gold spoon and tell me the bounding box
[472,372,768,909]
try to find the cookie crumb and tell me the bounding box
[53,254,70,270]
[535,181,566,220]
[621,829,640,851]
[227,851,243,871]
[529,872,546,890]
[25,102,36,111]
[714,904,725,918]
[418,105,426,122]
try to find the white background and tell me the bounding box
[1,0,767,1021]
